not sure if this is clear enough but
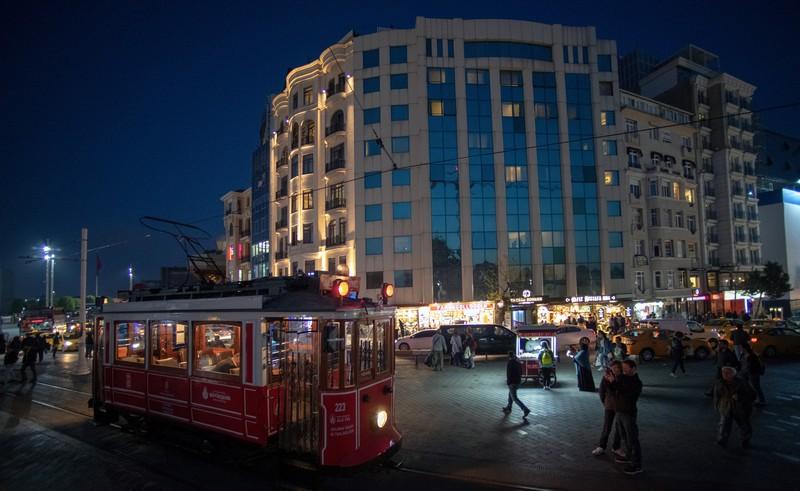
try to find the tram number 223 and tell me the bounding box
[334,403,346,413]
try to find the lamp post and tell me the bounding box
[128,265,134,290]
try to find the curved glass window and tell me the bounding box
[464,41,552,61]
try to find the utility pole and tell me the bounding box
[50,256,55,308]
[75,227,90,375]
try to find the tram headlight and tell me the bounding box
[376,410,388,429]
[64,341,72,347]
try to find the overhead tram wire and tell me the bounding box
[273,100,800,202]
[327,47,400,170]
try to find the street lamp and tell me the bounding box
[128,265,134,290]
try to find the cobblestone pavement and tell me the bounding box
[393,354,800,490]
[1,351,798,490]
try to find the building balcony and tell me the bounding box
[325,159,346,173]
[276,157,288,169]
[325,123,346,137]
[325,235,347,247]
[274,219,288,230]
[275,188,288,200]
[325,197,347,211]
[274,251,288,260]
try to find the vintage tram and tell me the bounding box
[90,273,401,467]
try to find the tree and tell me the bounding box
[742,261,791,317]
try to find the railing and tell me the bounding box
[325,123,346,136]
[326,197,347,211]
[325,236,346,247]
[275,188,288,200]
[274,251,288,260]
[276,157,288,168]
[325,159,346,172]
[275,219,288,229]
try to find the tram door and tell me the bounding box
[277,319,319,455]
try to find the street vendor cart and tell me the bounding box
[516,326,559,387]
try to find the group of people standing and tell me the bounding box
[2,332,55,385]
[567,332,628,393]
[427,330,477,371]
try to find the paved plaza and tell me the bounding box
[1,351,799,490]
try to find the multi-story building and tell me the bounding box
[268,17,629,326]
[759,188,800,317]
[221,188,252,282]
[251,103,272,279]
[638,45,760,315]
[620,90,701,317]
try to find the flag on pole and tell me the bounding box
[96,254,102,274]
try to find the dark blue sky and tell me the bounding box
[2,0,798,299]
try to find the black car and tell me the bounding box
[439,324,516,355]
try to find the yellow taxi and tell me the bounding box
[620,328,711,362]
[747,326,800,358]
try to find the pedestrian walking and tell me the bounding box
[463,333,477,369]
[612,336,628,361]
[596,332,612,371]
[35,332,46,362]
[537,341,555,390]
[573,342,595,392]
[20,333,38,383]
[730,324,749,360]
[2,336,22,386]
[740,343,766,405]
[705,340,739,397]
[430,330,446,371]
[612,359,643,475]
[85,331,95,358]
[450,332,463,367]
[502,351,531,419]
[593,360,626,457]
[714,366,756,448]
[51,333,61,359]
[669,332,687,377]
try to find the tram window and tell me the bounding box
[324,321,342,389]
[375,318,390,373]
[150,321,188,370]
[267,320,284,383]
[359,320,374,380]
[115,321,146,364]
[193,322,241,380]
[344,321,355,387]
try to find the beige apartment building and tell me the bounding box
[221,188,252,282]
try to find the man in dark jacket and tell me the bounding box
[593,360,625,457]
[730,325,749,360]
[611,360,643,475]
[20,333,38,383]
[714,366,756,447]
[705,340,740,397]
[502,351,530,419]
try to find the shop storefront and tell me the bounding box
[396,301,496,335]
[512,294,627,328]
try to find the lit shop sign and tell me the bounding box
[428,301,494,312]
[685,295,709,302]
[511,296,545,304]
[564,295,617,303]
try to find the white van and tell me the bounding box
[637,319,716,340]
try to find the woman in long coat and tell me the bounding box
[573,342,596,391]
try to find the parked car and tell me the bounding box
[620,328,711,362]
[554,325,597,352]
[395,329,438,351]
[637,318,719,342]
[439,324,516,355]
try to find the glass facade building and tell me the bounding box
[268,17,623,306]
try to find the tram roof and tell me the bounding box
[104,275,392,315]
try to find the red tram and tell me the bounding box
[90,273,401,467]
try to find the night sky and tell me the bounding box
[2,0,799,300]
